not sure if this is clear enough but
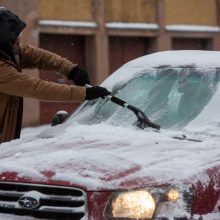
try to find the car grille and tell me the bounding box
[0,181,87,220]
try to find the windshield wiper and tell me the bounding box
[173,134,202,142]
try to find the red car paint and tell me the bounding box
[0,166,220,219]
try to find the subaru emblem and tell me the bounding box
[18,196,39,209]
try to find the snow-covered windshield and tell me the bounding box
[69,67,220,129]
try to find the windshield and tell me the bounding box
[69,67,220,129]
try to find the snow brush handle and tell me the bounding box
[85,84,127,107]
[110,96,128,107]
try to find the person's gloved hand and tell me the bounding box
[68,67,90,86]
[86,86,111,100]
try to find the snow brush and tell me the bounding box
[86,85,160,130]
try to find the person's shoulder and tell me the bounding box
[20,43,49,56]
[19,44,43,60]
[20,43,35,52]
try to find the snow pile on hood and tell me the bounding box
[0,120,220,190]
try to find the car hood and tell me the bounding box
[0,122,219,190]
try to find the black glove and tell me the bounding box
[68,67,90,86]
[86,86,111,100]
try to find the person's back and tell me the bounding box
[0,7,110,144]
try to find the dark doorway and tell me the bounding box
[109,37,154,74]
[172,38,213,50]
[39,33,86,124]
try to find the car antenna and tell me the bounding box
[86,85,160,130]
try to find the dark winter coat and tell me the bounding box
[0,44,86,144]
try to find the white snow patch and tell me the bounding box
[106,22,159,30]
[21,124,50,138]
[202,212,220,220]
[39,20,97,28]
[166,25,220,32]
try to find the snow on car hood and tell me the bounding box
[0,120,220,190]
[2,50,220,190]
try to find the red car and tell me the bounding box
[1,50,220,220]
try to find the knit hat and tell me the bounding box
[0,7,26,43]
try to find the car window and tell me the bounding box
[69,67,220,129]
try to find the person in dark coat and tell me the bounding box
[0,7,110,143]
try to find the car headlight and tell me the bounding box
[166,188,180,201]
[104,187,192,219]
[108,190,155,218]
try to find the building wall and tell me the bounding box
[105,0,157,23]
[39,0,93,21]
[38,0,220,72]
[0,0,38,19]
[39,0,217,25]
[165,0,217,25]
[2,0,220,126]
[36,0,220,124]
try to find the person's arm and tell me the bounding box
[0,63,85,103]
[19,44,76,78]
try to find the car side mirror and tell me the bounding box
[51,111,70,126]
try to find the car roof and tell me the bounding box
[125,50,220,69]
[103,50,220,89]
